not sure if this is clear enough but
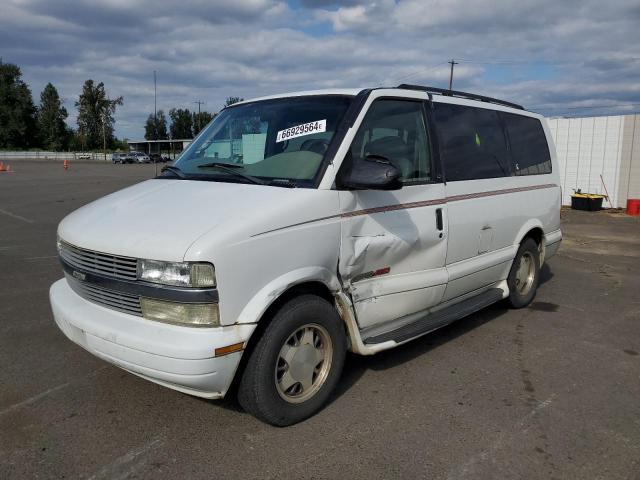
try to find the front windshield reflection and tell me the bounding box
[172,96,353,188]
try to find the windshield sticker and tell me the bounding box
[276,120,326,143]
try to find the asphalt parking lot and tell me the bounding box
[1,161,639,479]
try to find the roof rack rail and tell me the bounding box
[397,84,524,110]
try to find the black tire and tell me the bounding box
[506,238,540,308]
[237,295,347,426]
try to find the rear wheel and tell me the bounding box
[238,295,347,426]
[507,238,540,308]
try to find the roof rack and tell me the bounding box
[397,84,524,110]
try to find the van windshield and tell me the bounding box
[171,95,353,188]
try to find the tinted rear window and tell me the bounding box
[500,112,551,175]
[433,103,511,181]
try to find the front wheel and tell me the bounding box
[506,238,541,308]
[237,295,347,426]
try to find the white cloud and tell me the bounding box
[1,0,638,138]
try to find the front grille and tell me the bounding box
[66,273,142,316]
[59,240,138,281]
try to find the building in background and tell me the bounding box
[127,139,192,158]
[549,114,640,208]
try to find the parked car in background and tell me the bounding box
[111,153,127,164]
[76,152,92,160]
[149,153,169,163]
[129,152,151,163]
[51,86,562,426]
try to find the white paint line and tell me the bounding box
[0,208,34,224]
[25,255,58,261]
[87,436,165,480]
[0,382,71,416]
[0,366,109,417]
[265,449,328,480]
[447,394,557,480]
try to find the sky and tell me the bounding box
[1,0,639,140]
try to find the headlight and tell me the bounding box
[138,260,216,287]
[140,298,219,327]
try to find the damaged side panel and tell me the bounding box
[338,187,449,330]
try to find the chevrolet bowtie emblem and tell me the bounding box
[72,270,86,281]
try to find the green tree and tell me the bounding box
[0,62,37,149]
[75,79,123,150]
[113,137,130,151]
[37,83,68,150]
[144,110,168,140]
[169,108,193,139]
[68,130,83,151]
[224,96,243,108]
[192,111,215,136]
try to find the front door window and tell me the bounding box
[349,99,431,184]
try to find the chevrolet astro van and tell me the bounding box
[50,85,562,426]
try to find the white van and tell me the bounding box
[50,85,562,425]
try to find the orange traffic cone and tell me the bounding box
[0,162,6,172]
[63,159,69,170]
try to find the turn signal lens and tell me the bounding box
[190,263,216,288]
[215,342,244,357]
[140,298,220,327]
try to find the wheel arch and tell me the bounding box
[229,277,346,398]
[514,220,545,247]
[260,281,336,321]
[515,222,546,265]
[522,226,544,245]
[235,267,341,326]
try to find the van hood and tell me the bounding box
[58,179,334,262]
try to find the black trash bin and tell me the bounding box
[570,193,606,211]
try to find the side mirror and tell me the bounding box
[337,154,402,191]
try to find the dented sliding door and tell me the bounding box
[338,185,448,329]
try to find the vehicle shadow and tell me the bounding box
[332,263,555,402]
[539,263,554,285]
[213,263,556,415]
[330,300,510,401]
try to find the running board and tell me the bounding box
[363,288,504,345]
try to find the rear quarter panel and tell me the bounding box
[444,176,561,266]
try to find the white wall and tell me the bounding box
[548,114,639,208]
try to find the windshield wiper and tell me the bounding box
[198,161,244,168]
[197,162,266,185]
[268,179,298,188]
[159,165,187,179]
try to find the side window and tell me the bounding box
[433,103,511,181]
[350,99,431,183]
[501,113,552,175]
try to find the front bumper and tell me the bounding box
[50,278,256,399]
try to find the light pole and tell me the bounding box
[102,112,107,162]
[448,59,458,91]
[154,70,158,176]
[153,70,157,142]
[194,100,204,134]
